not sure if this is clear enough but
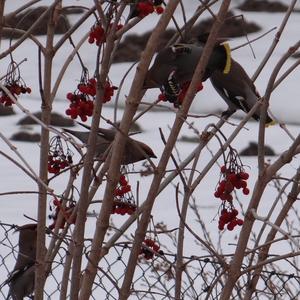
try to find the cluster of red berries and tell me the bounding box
[178,82,203,104]
[103,81,118,103]
[48,197,76,230]
[136,0,164,18]
[0,83,31,106]
[66,75,117,121]
[214,148,250,231]
[112,200,136,215]
[77,78,97,96]
[1,61,31,106]
[139,238,162,260]
[214,166,250,201]
[218,208,244,231]
[112,175,137,215]
[158,81,203,107]
[88,23,123,45]
[65,77,96,122]
[88,23,105,45]
[48,136,73,174]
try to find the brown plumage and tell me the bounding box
[64,123,157,165]
[6,224,39,300]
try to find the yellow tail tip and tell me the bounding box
[222,42,231,74]
[266,120,276,128]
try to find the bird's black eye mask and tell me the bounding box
[171,44,192,54]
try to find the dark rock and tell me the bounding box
[113,11,261,63]
[3,6,71,39]
[113,29,175,63]
[191,11,261,39]
[238,0,299,12]
[0,104,15,116]
[18,112,75,127]
[11,131,41,142]
[239,141,276,156]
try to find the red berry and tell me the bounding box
[236,219,244,226]
[220,193,228,201]
[155,6,164,14]
[221,209,227,215]
[239,172,249,180]
[53,198,61,206]
[228,173,237,184]
[116,24,123,31]
[218,222,225,230]
[224,181,234,193]
[121,185,131,194]
[65,108,72,115]
[78,84,87,94]
[80,114,88,122]
[88,36,94,44]
[226,193,233,202]
[234,180,243,189]
[158,93,167,101]
[120,208,126,215]
[119,175,128,186]
[220,165,227,173]
[241,180,247,189]
[144,238,155,247]
[232,209,239,217]
[219,180,226,192]
[243,188,250,195]
[114,189,122,197]
[214,191,221,198]
[152,243,160,252]
[227,222,235,231]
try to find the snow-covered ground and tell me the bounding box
[0,0,300,298]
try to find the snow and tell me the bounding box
[0,0,300,298]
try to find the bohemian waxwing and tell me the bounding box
[64,123,157,165]
[210,58,274,125]
[6,224,37,300]
[143,42,231,105]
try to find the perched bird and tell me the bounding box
[210,58,274,124]
[6,224,38,300]
[64,123,157,165]
[143,42,231,105]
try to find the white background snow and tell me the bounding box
[0,0,300,298]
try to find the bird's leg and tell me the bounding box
[221,108,236,119]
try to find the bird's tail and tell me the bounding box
[253,112,276,127]
[266,115,276,127]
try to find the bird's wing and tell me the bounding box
[2,263,34,288]
[210,74,248,112]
